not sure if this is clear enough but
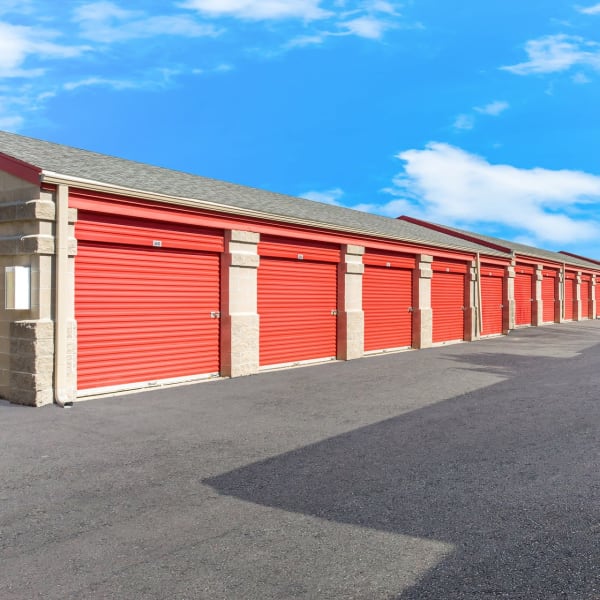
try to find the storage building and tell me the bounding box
[400,217,600,327]
[0,130,597,406]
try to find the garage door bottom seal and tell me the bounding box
[77,372,221,400]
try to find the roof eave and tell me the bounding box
[399,215,600,272]
[41,170,508,259]
[558,250,600,267]
[0,151,41,185]
[398,215,512,253]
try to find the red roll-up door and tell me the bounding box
[431,260,467,343]
[542,271,557,323]
[580,276,591,319]
[564,274,575,320]
[258,236,338,367]
[75,211,223,392]
[514,268,534,326]
[480,266,504,336]
[363,250,414,352]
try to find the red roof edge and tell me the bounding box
[397,215,512,254]
[558,250,600,266]
[0,152,41,186]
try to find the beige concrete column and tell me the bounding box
[574,272,582,321]
[337,244,364,360]
[54,184,77,406]
[556,270,564,323]
[465,261,478,341]
[532,265,543,326]
[220,230,260,378]
[505,264,515,332]
[412,254,433,349]
[591,275,597,319]
[0,175,77,406]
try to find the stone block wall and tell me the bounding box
[0,174,76,406]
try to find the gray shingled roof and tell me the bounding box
[425,221,600,271]
[0,130,508,257]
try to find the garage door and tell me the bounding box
[75,211,223,392]
[564,273,576,320]
[432,260,467,343]
[480,266,504,336]
[258,236,339,367]
[514,267,534,326]
[542,270,557,323]
[580,276,591,319]
[363,250,414,352]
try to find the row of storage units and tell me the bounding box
[514,266,597,325]
[72,208,455,393]
[72,193,599,396]
[4,130,600,408]
[74,208,344,391]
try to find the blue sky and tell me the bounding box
[2,1,600,258]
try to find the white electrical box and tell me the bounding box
[5,266,31,310]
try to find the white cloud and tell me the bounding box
[179,0,331,21]
[214,63,234,72]
[512,235,536,246]
[73,1,135,22]
[300,187,416,219]
[286,5,398,47]
[0,89,46,132]
[180,0,402,42]
[63,77,140,91]
[0,1,34,16]
[64,62,233,93]
[452,114,475,131]
[74,1,221,43]
[351,197,416,217]
[0,0,406,130]
[366,1,398,15]
[0,113,24,131]
[572,71,591,83]
[301,187,344,205]
[339,15,390,39]
[502,34,600,75]
[474,100,509,116]
[0,21,87,77]
[286,33,329,47]
[385,142,600,244]
[452,101,509,132]
[36,90,56,102]
[577,3,600,14]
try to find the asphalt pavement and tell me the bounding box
[1,321,599,599]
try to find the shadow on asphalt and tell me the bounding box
[204,344,600,599]
[0,399,31,410]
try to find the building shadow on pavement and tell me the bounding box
[204,344,600,599]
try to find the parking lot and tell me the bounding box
[1,321,599,599]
